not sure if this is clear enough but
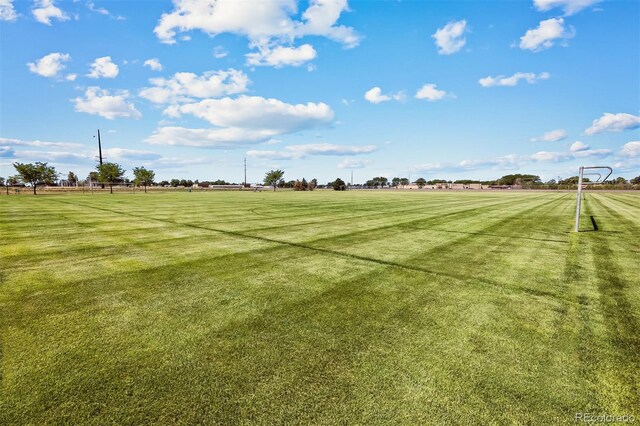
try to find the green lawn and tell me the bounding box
[1,190,638,424]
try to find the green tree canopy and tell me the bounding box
[415,178,427,188]
[332,178,346,191]
[264,169,285,191]
[133,166,155,193]
[97,162,126,194]
[13,162,57,195]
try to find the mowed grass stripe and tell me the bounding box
[1,191,639,424]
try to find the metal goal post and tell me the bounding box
[574,166,612,232]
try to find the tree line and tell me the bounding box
[4,163,640,195]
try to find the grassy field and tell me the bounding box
[1,190,638,424]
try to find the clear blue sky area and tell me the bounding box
[1,0,639,183]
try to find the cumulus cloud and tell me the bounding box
[363,87,404,104]
[153,0,360,66]
[364,87,390,104]
[620,141,640,158]
[145,127,276,147]
[531,128,567,142]
[533,0,601,15]
[338,158,372,169]
[247,143,376,160]
[87,56,119,79]
[479,72,550,87]
[86,1,109,15]
[146,96,334,147]
[32,0,68,25]
[27,52,71,78]
[519,18,574,51]
[139,69,249,104]
[0,0,17,21]
[415,84,447,101]
[172,95,334,133]
[0,137,83,149]
[143,58,163,71]
[432,20,468,55]
[584,113,640,135]
[0,146,16,157]
[569,141,588,152]
[103,148,161,161]
[246,43,317,67]
[530,151,572,162]
[73,87,142,120]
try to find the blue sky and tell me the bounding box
[1,0,639,183]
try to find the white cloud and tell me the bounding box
[584,113,640,135]
[139,69,249,104]
[27,52,70,78]
[519,18,574,51]
[338,158,372,169]
[247,143,376,160]
[364,87,390,104]
[570,141,589,152]
[32,0,68,25]
[146,127,275,147]
[87,56,119,79]
[86,1,109,15]
[432,20,468,55]
[213,46,228,58]
[415,84,447,101]
[154,0,360,46]
[531,128,567,142]
[246,43,316,67]
[153,0,359,68]
[0,137,83,149]
[479,72,550,87]
[65,73,77,81]
[245,150,300,160]
[73,87,142,120]
[533,0,601,16]
[103,148,161,161]
[620,141,640,158]
[143,58,163,71]
[530,151,572,162]
[286,143,376,156]
[0,0,17,21]
[172,95,334,133]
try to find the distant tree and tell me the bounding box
[133,166,155,193]
[293,180,303,191]
[415,178,427,189]
[400,177,409,188]
[13,162,57,195]
[614,177,627,185]
[199,181,210,188]
[631,176,640,185]
[87,171,99,184]
[391,177,401,188]
[333,178,346,191]
[97,162,125,194]
[67,171,78,186]
[264,169,285,191]
[546,179,557,185]
[159,180,170,187]
[7,175,21,186]
[170,179,180,187]
[308,178,317,191]
[0,177,4,186]
[301,177,308,190]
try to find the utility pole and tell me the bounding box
[94,129,105,189]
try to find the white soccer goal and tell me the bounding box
[574,165,612,232]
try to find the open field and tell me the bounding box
[1,190,639,424]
